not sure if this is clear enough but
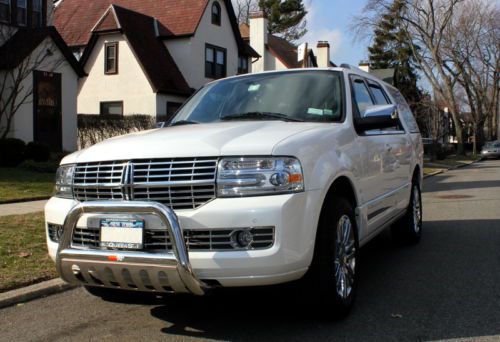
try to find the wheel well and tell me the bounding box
[413,165,421,184]
[324,176,357,209]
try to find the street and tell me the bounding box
[1,160,499,342]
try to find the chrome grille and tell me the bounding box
[73,161,125,201]
[72,158,218,209]
[71,227,275,251]
[132,158,217,209]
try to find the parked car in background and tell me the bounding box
[481,141,500,159]
[45,67,423,318]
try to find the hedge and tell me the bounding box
[77,114,156,149]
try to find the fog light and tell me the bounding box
[232,230,253,248]
[71,265,81,275]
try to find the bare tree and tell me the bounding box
[354,0,469,154]
[0,27,65,139]
[443,0,500,154]
[233,0,259,24]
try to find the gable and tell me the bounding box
[80,5,191,96]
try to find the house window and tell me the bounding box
[166,101,183,120]
[100,101,123,115]
[32,0,42,27]
[17,0,27,25]
[104,42,118,74]
[238,56,248,74]
[0,0,10,23]
[205,44,226,79]
[211,2,221,26]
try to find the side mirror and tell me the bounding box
[354,104,399,132]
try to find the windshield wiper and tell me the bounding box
[170,120,199,126]
[220,111,303,122]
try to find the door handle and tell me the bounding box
[386,144,392,152]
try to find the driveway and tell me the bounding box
[1,160,499,342]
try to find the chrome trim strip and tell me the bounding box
[56,201,208,295]
[365,182,410,209]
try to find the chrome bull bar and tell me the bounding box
[56,201,208,295]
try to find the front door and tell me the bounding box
[33,70,62,151]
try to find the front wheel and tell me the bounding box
[304,196,359,319]
[391,182,422,245]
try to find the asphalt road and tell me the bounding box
[1,160,499,342]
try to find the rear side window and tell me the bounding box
[386,86,420,133]
[369,84,389,105]
[352,79,374,115]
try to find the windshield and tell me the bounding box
[170,71,343,124]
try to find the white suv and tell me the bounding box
[45,67,423,317]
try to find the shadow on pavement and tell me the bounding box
[423,179,500,193]
[148,219,500,341]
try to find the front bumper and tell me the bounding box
[46,191,321,290]
[56,201,206,294]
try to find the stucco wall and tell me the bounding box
[164,0,240,90]
[78,34,157,115]
[7,37,78,151]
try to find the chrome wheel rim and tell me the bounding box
[413,186,422,233]
[334,215,356,299]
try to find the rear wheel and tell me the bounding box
[305,196,359,319]
[391,182,422,245]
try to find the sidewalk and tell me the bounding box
[0,200,47,217]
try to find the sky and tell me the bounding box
[299,0,370,67]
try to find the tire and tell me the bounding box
[304,196,359,319]
[391,181,422,245]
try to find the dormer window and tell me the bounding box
[211,1,221,26]
[104,42,118,74]
[32,0,42,27]
[16,0,27,26]
[0,0,10,23]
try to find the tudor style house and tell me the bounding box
[0,0,83,151]
[240,11,336,73]
[53,0,258,119]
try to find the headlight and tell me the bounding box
[217,157,304,197]
[55,164,75,198]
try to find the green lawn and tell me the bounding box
[0,168,54,203]
[0,212,57,292]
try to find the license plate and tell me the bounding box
[100,219,144,249]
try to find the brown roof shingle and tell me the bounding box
[54,0,209,47]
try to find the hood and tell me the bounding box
[62,121,327,164]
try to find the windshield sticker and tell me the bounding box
[307,108,333,116]
[248,84,261,92]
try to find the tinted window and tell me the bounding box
[171,71,344,124]
[386,86,419,133]
[369,85,389,105]
[352,79,374,115]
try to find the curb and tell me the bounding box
[423,159,478,179]
[0,196,50,205]
[0,278,76,309]
[424,170,444,179]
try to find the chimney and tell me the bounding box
[316,41,330,68]
[249,11,268,73]
[358,61,371,73]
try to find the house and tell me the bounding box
[240,11,336,73]
[0,0,84,151]
[53,0,259,119]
